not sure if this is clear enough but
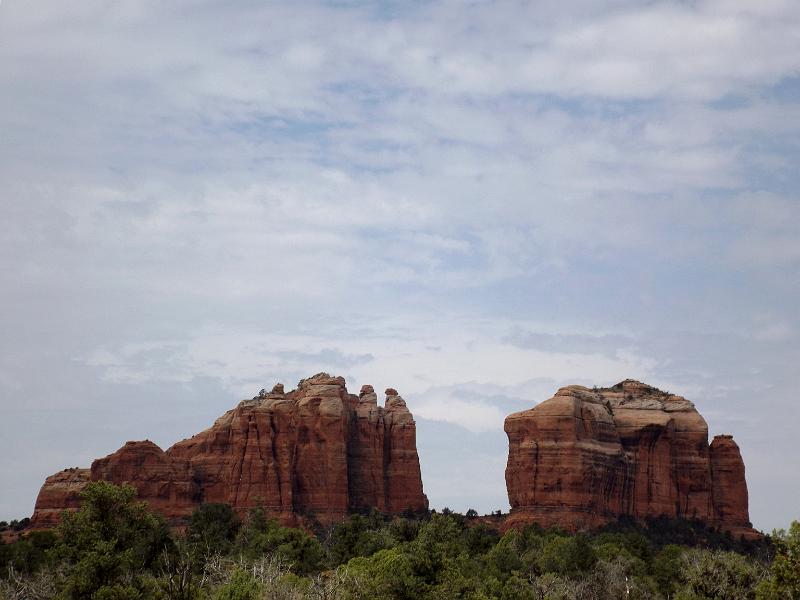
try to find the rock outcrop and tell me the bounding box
[28,468,91,528]
[32,374,427,526]
[504,380,756,538]
[709,435,750,529]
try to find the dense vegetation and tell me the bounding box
[1,483,798,599]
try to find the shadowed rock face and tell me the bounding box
[505,380,756,538]
[32,373,427,526]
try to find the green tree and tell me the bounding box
[462,523,499,556]
[51,481,170,599]
[387,517,420,543]
[677,548,765,600]
[757,521,800,599]
[188,503,240,555]
[339,515,473,599]
[536,534,597,578]
[651,544,685,597]
[410,514,464,584]
[212,569,261,600]
[1,530,58,574]
[486,531,523,581]
[235,510,323,575]
[327,513,395,566]
[432,552,490,599]
[345,547,427,600]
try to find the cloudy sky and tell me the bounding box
[1,0,799,532]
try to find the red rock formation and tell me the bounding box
[505,380,757,538]
[91,440,196,520]
[383,389,428,514]
[28,468,90,528]
[710,435,751,531]
[32,374,427,527]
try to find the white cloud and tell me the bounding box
[414,398,506,433]
[1,0,799,530]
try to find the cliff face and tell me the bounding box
[32,374,427,526]
[709,435,750,529]
[504,380,756,538]
[28,468,91,528]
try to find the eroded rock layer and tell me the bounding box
[32,374,427,526]
[504,380,756,538]
[29,468,91,528]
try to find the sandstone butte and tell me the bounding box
[504,379,758,539]
[31,373,428,528]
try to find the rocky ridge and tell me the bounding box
[32,373,427,527]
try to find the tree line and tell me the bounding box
[1,482,798,599]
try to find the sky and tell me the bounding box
[1,0,799,532]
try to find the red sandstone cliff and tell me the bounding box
[32,374,427,526]
[709,435,751,530]
[28,468,91,528]
[504,380,757,539]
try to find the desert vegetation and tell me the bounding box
[1,483,798,600]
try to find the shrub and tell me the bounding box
[236,510,323,575]
[213,568,261,600]
[188,503,241,555]
[677,548,766,599]
[757,521,800,599]
[51,481,171,599]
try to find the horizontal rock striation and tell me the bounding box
[32,373,427,526]
[28,468,91,528]
[504,380,756,538]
